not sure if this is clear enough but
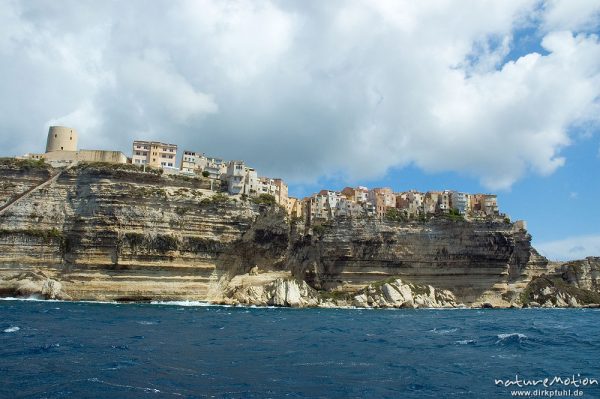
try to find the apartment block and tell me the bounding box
[287,197,303,219]
[132,140,177,169]
[450,191,470,214]
[181,150,201,174]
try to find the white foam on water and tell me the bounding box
[149,300,216,307]
[1,296,59,302]
[3,326,20,333]
[429,327,458,334]
[0,297,113,305]
[86,377,183,396]
[455,339,475,345]
[495,332,528,344]
[497,333,527,340]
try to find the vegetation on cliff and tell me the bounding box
[521,275,600,307]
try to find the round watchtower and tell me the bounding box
[46,126,78,152]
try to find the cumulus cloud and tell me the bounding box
[0,0,599,189]
[542,0,600,32]
[536,234,600,261]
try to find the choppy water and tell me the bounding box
[1,299,599,398]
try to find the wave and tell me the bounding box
[149,300,219,307]
[3,326,20,333]
[495,332,528,345]
[0,296,112,304]
[0,296,61,302]
[87,378,163,394]
[455,339,476,345]
[429,327,458,334]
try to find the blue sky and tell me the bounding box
[0,1,599,260]
[289,131,600,255]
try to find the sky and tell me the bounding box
[0,0,599,261]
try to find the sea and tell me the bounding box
[1,299,599,399]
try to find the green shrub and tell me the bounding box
[319,290,352,301]
[124,232,146,250]
[202,171,210,178]
[447,208,464,221]
[153,234,179,252]
[312,224,327,236]
[174,207,189,216]
[251,194,276,206]
[385,208,406,222]
[0,158,49,170]
[210,193,230,203]
[0,228,63,242]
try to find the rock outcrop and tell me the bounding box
[521,275,600,308]
[556,257,600,292]
[350,279,458,308]
[221,271,320,307]
[0,160,583,308]
[0,269,71,300]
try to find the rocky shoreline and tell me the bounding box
[4,263,600,309]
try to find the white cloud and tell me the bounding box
[117,52,218,123]
[536,234,600,261]
[542,0,600,32]
[0,0,599,188]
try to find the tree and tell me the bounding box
[385,208,405,222]
[202,171,210,178]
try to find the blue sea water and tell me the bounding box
[1,300,599,399]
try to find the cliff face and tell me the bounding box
[0,162,275,301]
[0,162,552,306]
[286,218,546,305]
[519,257,600,308]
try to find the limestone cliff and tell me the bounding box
[285,217,547,306]
[0,160,570,307]
[520,257,600,308]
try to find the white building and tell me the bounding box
[226,160,246,195]
[450,191,470,214]
[335,197,364,218]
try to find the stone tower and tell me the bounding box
[46,126,78,153]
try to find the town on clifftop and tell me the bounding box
[18,126,511,225]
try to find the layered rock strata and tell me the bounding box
[1,161,590,308]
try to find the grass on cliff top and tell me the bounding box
[0,158,50,170]
[77,162,163,176]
